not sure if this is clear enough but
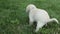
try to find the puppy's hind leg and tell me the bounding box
[35,21,45,32]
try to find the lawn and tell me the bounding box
[0,0,60,34]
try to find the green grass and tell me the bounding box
[0,0,60,34]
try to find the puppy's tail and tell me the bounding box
[48,18,59,24]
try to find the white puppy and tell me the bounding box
[26,4,59,32]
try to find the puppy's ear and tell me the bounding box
[26,5,30,13]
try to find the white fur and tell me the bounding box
[26,4,59,32]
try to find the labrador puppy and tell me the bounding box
[26,4,59,32]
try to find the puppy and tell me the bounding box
[26,4,59,32]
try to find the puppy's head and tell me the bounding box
[26,4,36,12]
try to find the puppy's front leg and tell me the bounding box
[29,17,34,26]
